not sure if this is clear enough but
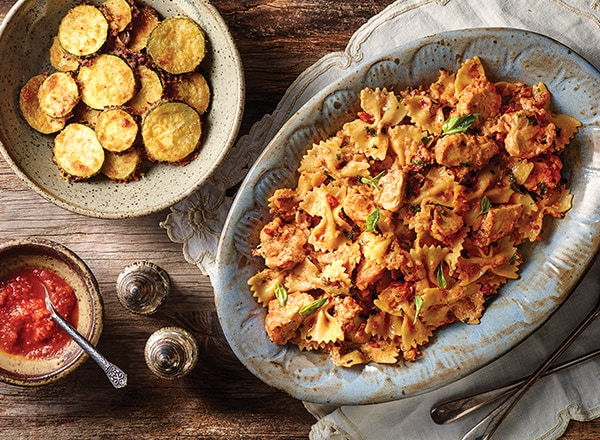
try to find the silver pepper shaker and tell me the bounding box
[144,327,199,379]
[116,261,170,315]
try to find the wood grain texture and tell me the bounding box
[0,0,598,438]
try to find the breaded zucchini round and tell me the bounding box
[71,104,101,128]
[53,123,105,179]
[100,0,134,33]
[77,54,137,109]
[126,4,159,52]
[49,36,80,72]
[102,148,142,182]
[58,4,109,57]
[38,72,80,118]
[142,101,201,163]
[129,65,163,116]
[170,72,210,115]
[95,108,138,152]
[19,74,67,134]
[146,16,205,74]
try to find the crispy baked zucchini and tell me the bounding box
[72,104,101,128]
[170,72,210,115]
[146,16,206,74]
[58,4,109,57]
[126,4,159,52]
[38,72,80,118]
[53,123,105,179]
[102,148,142,182]
[141,101,201,163]
[129,64,163,116]
[95,108,138,152]
[49,36,80,72]
[77,53,137,109]
[19,74,67,134]
[100,0,133,33]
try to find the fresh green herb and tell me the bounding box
[299,297,328,316]
[360,171,386,190]
[476,196,492,218]
[274,282,288,307]
[410,204,422,214]
[413,295,424,324]
[526,115,538,126]
[437,262,447,289]
[411,159,427,167]
[539,182,547,196]
[508,170,526,194]
[366,207,381,233]
[442,113,479,135]
[365,126,377,137]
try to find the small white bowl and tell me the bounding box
[0,0,244,218]
[0,238,103,386]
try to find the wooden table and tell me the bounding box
[0,0,598,438]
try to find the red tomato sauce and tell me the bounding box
[0,268,79,359]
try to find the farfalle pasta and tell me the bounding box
[248,56,581,367]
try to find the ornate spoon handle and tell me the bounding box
[44,292,128,389]
[461,298,600,440]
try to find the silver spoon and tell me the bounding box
[461,295,600,440]
[431,346,600,424]
[43,284,128,389]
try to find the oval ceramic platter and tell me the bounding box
[214,28,600,405]
[0,0,244,218]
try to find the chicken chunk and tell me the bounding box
[434,133,499,169]
[473,204,524,247]
[255,217,307,270]
[265,292,315,345]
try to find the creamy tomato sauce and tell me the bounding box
[0,268,78,359]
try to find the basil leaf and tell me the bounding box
[437,262,447,289]
[413,295,424,324]
[442,113,479,135]
[299,297,328,316]
[477,196,492,218]
[359,171,386,190]
[366,207,381,233]
[274,282,288,307]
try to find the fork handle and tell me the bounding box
[461,302,600,440]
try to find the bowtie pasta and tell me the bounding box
[248,56,580,367]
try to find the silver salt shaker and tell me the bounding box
[116,261,170,315]
[144,327,199,379]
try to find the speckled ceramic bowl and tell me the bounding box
[0,238,103,386]
[0,0,244,218]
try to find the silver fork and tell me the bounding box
[461,295,600,440]
[431,346,600,424]
[43,284,128,389]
